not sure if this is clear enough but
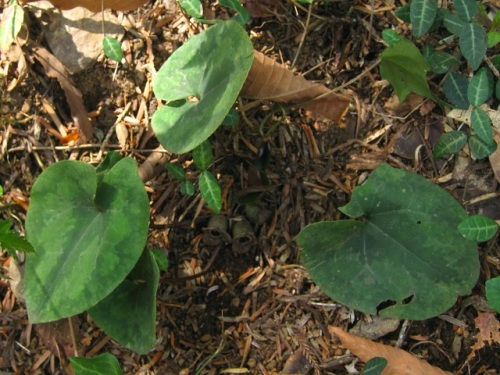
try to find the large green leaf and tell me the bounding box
[70,353,123,375]
[88,248,159,354]
[467,67,493,106]
[410,0,438,38]
[0,1,24,52]
[442,72,470,109]
[454,0,478,22]
[380,39,433,102]
[297,164,479,320]
[25,157,150,323]
[459,23,487,71]
[152,21,253,153]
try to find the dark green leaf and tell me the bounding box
[151,249,169,271]
[88,248,159,354]
[297,164,478,320]
[177,0,203,18]
[410,0,438,38]
[102,37,123,63]
[192,140,213,171]
[454,0,478,22]
[469,134,497,159]
[458,215,498,242]
[459,23,487,71]
[433,130,468,158]
[222,107,240,126]
[424,46,461,74]
[443,10,467,35]
[380,39,433,102]
[199,170,222,213]
[152,21,253,153]
[70,353,123,375]
[362,357,388,375]
[382,29,403,46]
[471,107,493,143]
[442,72,470,109]
[395,3,411,22]
[219,0,250,24]
[180,180,195,196]
[467,67,493,106]
[25,158,150,323]
[166,163,186,181]
[486,277,500,313]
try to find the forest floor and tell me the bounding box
[1,0,499,374]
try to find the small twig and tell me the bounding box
[68,317,79,357]
[291,2,313,69]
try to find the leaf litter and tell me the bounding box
[0,0,499,374]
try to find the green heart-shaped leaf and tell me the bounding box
[297,164,479,320]
[152,21,253,153]
[25,157,150,323]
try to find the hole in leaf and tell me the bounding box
[416,220,422,224]
[376,299,396,313]
[401,294,414,305]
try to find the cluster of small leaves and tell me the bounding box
[166,140,222,213]
[177,0,249,24]
[381,0,499,159]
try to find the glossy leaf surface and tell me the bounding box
[199,170,222,213]
[459,23,487,71]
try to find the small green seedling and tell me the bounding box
[102,36,124,63]
[297,163,479,320]
[70,353,123,375]
[381,0,499,159]
[25,152,158,354]
[166,140,222,213]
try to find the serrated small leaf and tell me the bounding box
[199,171,221,213]
[382,29,403,46]
[458,215,498,242]
[444,10,467,35]
[443,72,470,109]
[486,277,500,313]
[192,140,213,171]
[471,108,493,143]
[0,2,24,53]
[433,130,468,158]
[165,163,186,181]
[102,37,123,63]
[467,67,493,106]
[459,23,487,71]
[177,0,203,18]
[469,134,497,159]
[454,0,478,22]
[487,30,500,48]
[395,3,411,22]
[180,180,195,196]
[411,0,438,38]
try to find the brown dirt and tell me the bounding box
[1,0,499,374]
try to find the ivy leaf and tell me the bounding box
[467,67,493,106]
[454,0,478,22]
[192,140,213,171]
[102,37,123,63]
[469,135,497,159]
[444,10,467,35]
[459,23,487,71]
[471,107,493,144]
[199,170,222,213]
[433,130,468,158]
[219,0,250,24]
[180,180,195,196]
[458,215,498,242]
[486,277,500,313]
[380,39,433,102]
[442,72,470,109]
[382,29,403,46]
[423,46,461,74]
[410,0,438,38]
[165,163,186,181]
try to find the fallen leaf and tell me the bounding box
[19,0,149,12]
[241,50,351,123]
[468,312,500,361]
[32,46,93,142]
[329,326,453,375]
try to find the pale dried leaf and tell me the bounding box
[446,104,500,129]
[32,46,93,142]
[20,0,149,12]
[468,312,500,361]
[241,50,351,123]
[115,123,129,148]
[329,326,453,375]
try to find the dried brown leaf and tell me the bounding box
[32,46,93,143]
[468,312,500,360]
[19,0,149,12]
[329,326,453,375]
[241,50,350,123]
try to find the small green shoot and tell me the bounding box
[70,353,123,375]
[102,36,124,63]
[458,215,498,242]
[199,170,222,214]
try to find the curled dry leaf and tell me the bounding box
[19,0,149,12]
[329,326,453,375]
[241,50,351,123]
[138,146,171,182]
